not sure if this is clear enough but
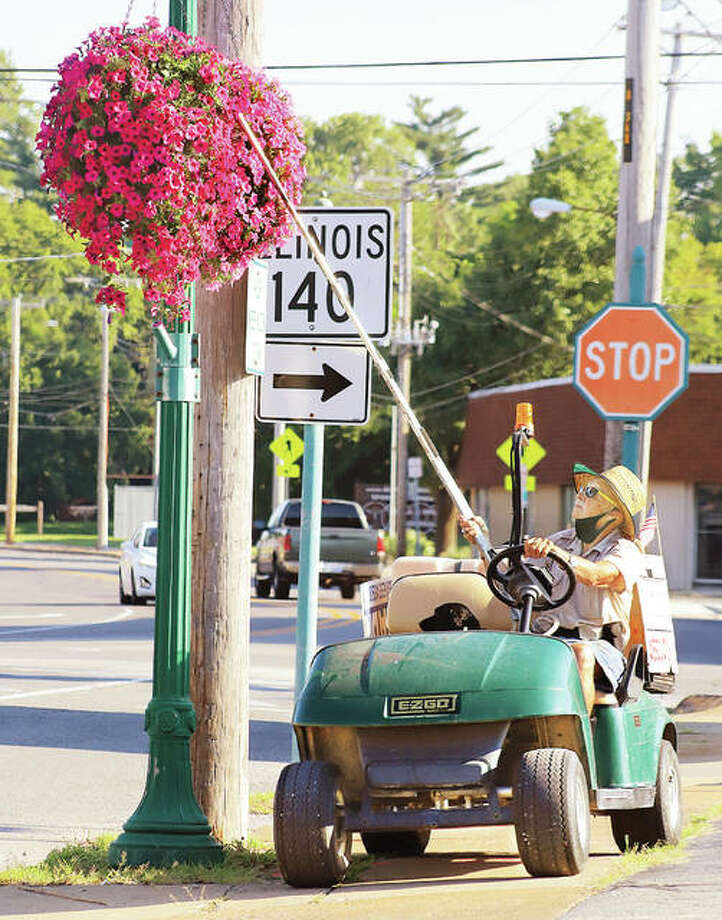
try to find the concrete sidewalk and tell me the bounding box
[0,588,720,919]
[0,700,720,920]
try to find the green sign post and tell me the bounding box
[108,0,222,868]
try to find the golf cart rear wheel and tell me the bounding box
[514,747,590,877]
[611,740,682,851]
[340,582,355,600]
[255,576,271,599]
[274,760,351,888]
[361,829,430,857]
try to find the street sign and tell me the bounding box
[496,435,546,492]
[574,304,689,420]
[269,426,304,478]
[407,457,423,479]
[245,259,268,375]
[263,207,393,341]
[256,342,371,425]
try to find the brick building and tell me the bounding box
[456,366,722,590]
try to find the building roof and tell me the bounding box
[457,366,722,489]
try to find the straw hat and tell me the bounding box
[572,463,646,538]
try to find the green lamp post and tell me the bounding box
[108,0,222,868]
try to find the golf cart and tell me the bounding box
[273,409,682,886]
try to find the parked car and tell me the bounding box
[255,499,385,600]
[119,521,157,605]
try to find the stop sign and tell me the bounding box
[574,304,689,420]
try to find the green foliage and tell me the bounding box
[673,132,722,244]
[0,50,43,205]
[0,52,155,514]
[0,835,277,886]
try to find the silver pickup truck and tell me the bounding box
[255,499,385,600]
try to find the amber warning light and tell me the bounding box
[514,402,534,436]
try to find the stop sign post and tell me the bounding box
[574,247,689,479]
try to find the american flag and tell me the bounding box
[639,501,658,549]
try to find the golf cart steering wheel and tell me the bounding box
[486,545,576,613]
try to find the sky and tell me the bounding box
[4,0,722,182]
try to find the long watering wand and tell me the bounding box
[238,112,492,561]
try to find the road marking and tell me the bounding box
[0,613,63,620]
[0,676,149,703]
[0,609,134,637]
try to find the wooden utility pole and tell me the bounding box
[97,308,109,549]
[191,0,262,843]
[651,26,682,303]
[4,296,21,544]
[605,0,659,483]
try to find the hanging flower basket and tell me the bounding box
[37,18,306,322]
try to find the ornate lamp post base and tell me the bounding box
[109,698,223,867]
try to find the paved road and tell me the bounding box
[0,545,361,869]
[562,821,722,920]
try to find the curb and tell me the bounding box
[3,542,121,560]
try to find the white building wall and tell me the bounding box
[650,481,694,590]
[113,485,155,540]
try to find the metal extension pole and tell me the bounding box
[237,114,492,560]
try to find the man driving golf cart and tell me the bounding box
[461,462,646,713]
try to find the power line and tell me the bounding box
[3,50,722,77]
[0,253,86,264]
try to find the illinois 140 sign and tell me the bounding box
[262,207,393,341]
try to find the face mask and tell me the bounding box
[574,511,615,544]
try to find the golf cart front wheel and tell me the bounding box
[514,747,590,876]
[611,740,682,851]
[274,760,351,887]
[361,829,430,857]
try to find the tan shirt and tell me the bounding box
[548,528,643,649]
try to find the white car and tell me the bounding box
[119,521,157,605]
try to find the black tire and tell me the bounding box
[273,563,291,600]
[611,740,682,852]
[119,571,131,605]
[514,747,590,877]
[361,829,430,857]
[274,761,351,888]
[340,582,355,600]
[130,572,147,606]
[255,576,272,599]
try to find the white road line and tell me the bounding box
[0,676,148,703]
[0,613,63,620]
[0,609,134,637]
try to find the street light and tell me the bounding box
[529,197,615,220]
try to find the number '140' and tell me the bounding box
[272,271,353,324]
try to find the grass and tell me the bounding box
[249,791,274,815]
[0,836,278,887]
[592,800,722,891]
[13,520,122,548]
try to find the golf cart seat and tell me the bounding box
[386,570,514,634]
[390,556,488,580]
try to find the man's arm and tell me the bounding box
[523,537,625,592]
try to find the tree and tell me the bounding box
[0,57,155,516]
[672,133,722,244]
[0,50,43,203]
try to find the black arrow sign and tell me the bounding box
[273,363,353,402]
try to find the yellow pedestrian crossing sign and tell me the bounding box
[496,435,546,491]
[270,427,304,478]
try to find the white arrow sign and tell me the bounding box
[263,207,393,341]
[256,342,371,425]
